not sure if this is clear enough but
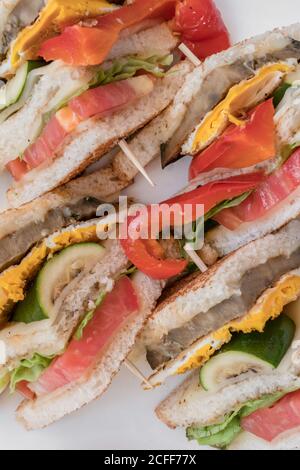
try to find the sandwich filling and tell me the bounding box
[147,246,300,369]
[0,197,102,272]
[186,295,300,449]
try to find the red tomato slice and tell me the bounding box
[16,380,36,400]
[120,173,263,280]
[215,148,300,230]
[182,32,230,62]
[30,277,139,396]
[189,100,276,179]
[22,115,67,170]
[165,172,265,219]
[6,158,29,181]
[39,0,177,65]
[174,0,230,59]
[241,389,300,442]
[69,80,137,120]
[174,0,228,41]
[120,236,188,281]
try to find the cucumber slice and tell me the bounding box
[200,315,296,391]
[0,61,43,111]
[37,243,105,319]
[200,351,275,392]
[12,280,47,324]
[12,243,105,324]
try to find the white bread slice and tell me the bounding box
[206,186,300,258]
[156,371,300,429]
[0,165,130,240]
[142,218,300,348]
[7,60,189,208]
[16,271,163,430]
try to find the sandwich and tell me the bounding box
[0,149,190,430]
[152,220,300,449]
[0,166,185,429]
[117,23,300,272]
[0,0,230,208]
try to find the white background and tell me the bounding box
[0,0,300,451]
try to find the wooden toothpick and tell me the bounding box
[124,359,154,389]
[119,139,155,187]
[184,243,208,273]
[179,43,201,67]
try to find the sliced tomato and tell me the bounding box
[121,236,188,281]
[39,0,177,65]
[16,380,35,400]
[215,148,300,230]
[120,174,263,280]
[69,79,138,120]
[189,100,276,179]
[165,173,265,219]
[174,0,230,59]
[30,277,139,396]
[6,158,29,181]
[120,214,187,280]
[242,389,300,442]
[182,32,230,62]
[22,115,67,170]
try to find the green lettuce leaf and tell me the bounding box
[188,416,241,449]
[186,389,298,449]
[182,191,252,253]
[273,82,292,108]
[121,266,138,277]
[204,191,253,222]
[90,54,173,88]
[0,370,10,394]
[74,290,107,341]
[276,142,300,169]
[10,354,54,392]
[239,391,288,418]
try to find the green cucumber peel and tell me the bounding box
[11,279,48,324]
[220,315,296,369]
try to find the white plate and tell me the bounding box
[0,0,299,450]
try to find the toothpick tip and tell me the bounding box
[119,140,155,188]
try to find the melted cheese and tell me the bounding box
[0,223,99,315]
[191,64,293,154]
[9,0,115,70]
[176,274,300,375]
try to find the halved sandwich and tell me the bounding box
[117,23,300,274]
[142,218,300,387]
[156,279,300,450]
[0,167,187,429]
[0,0,230,208]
